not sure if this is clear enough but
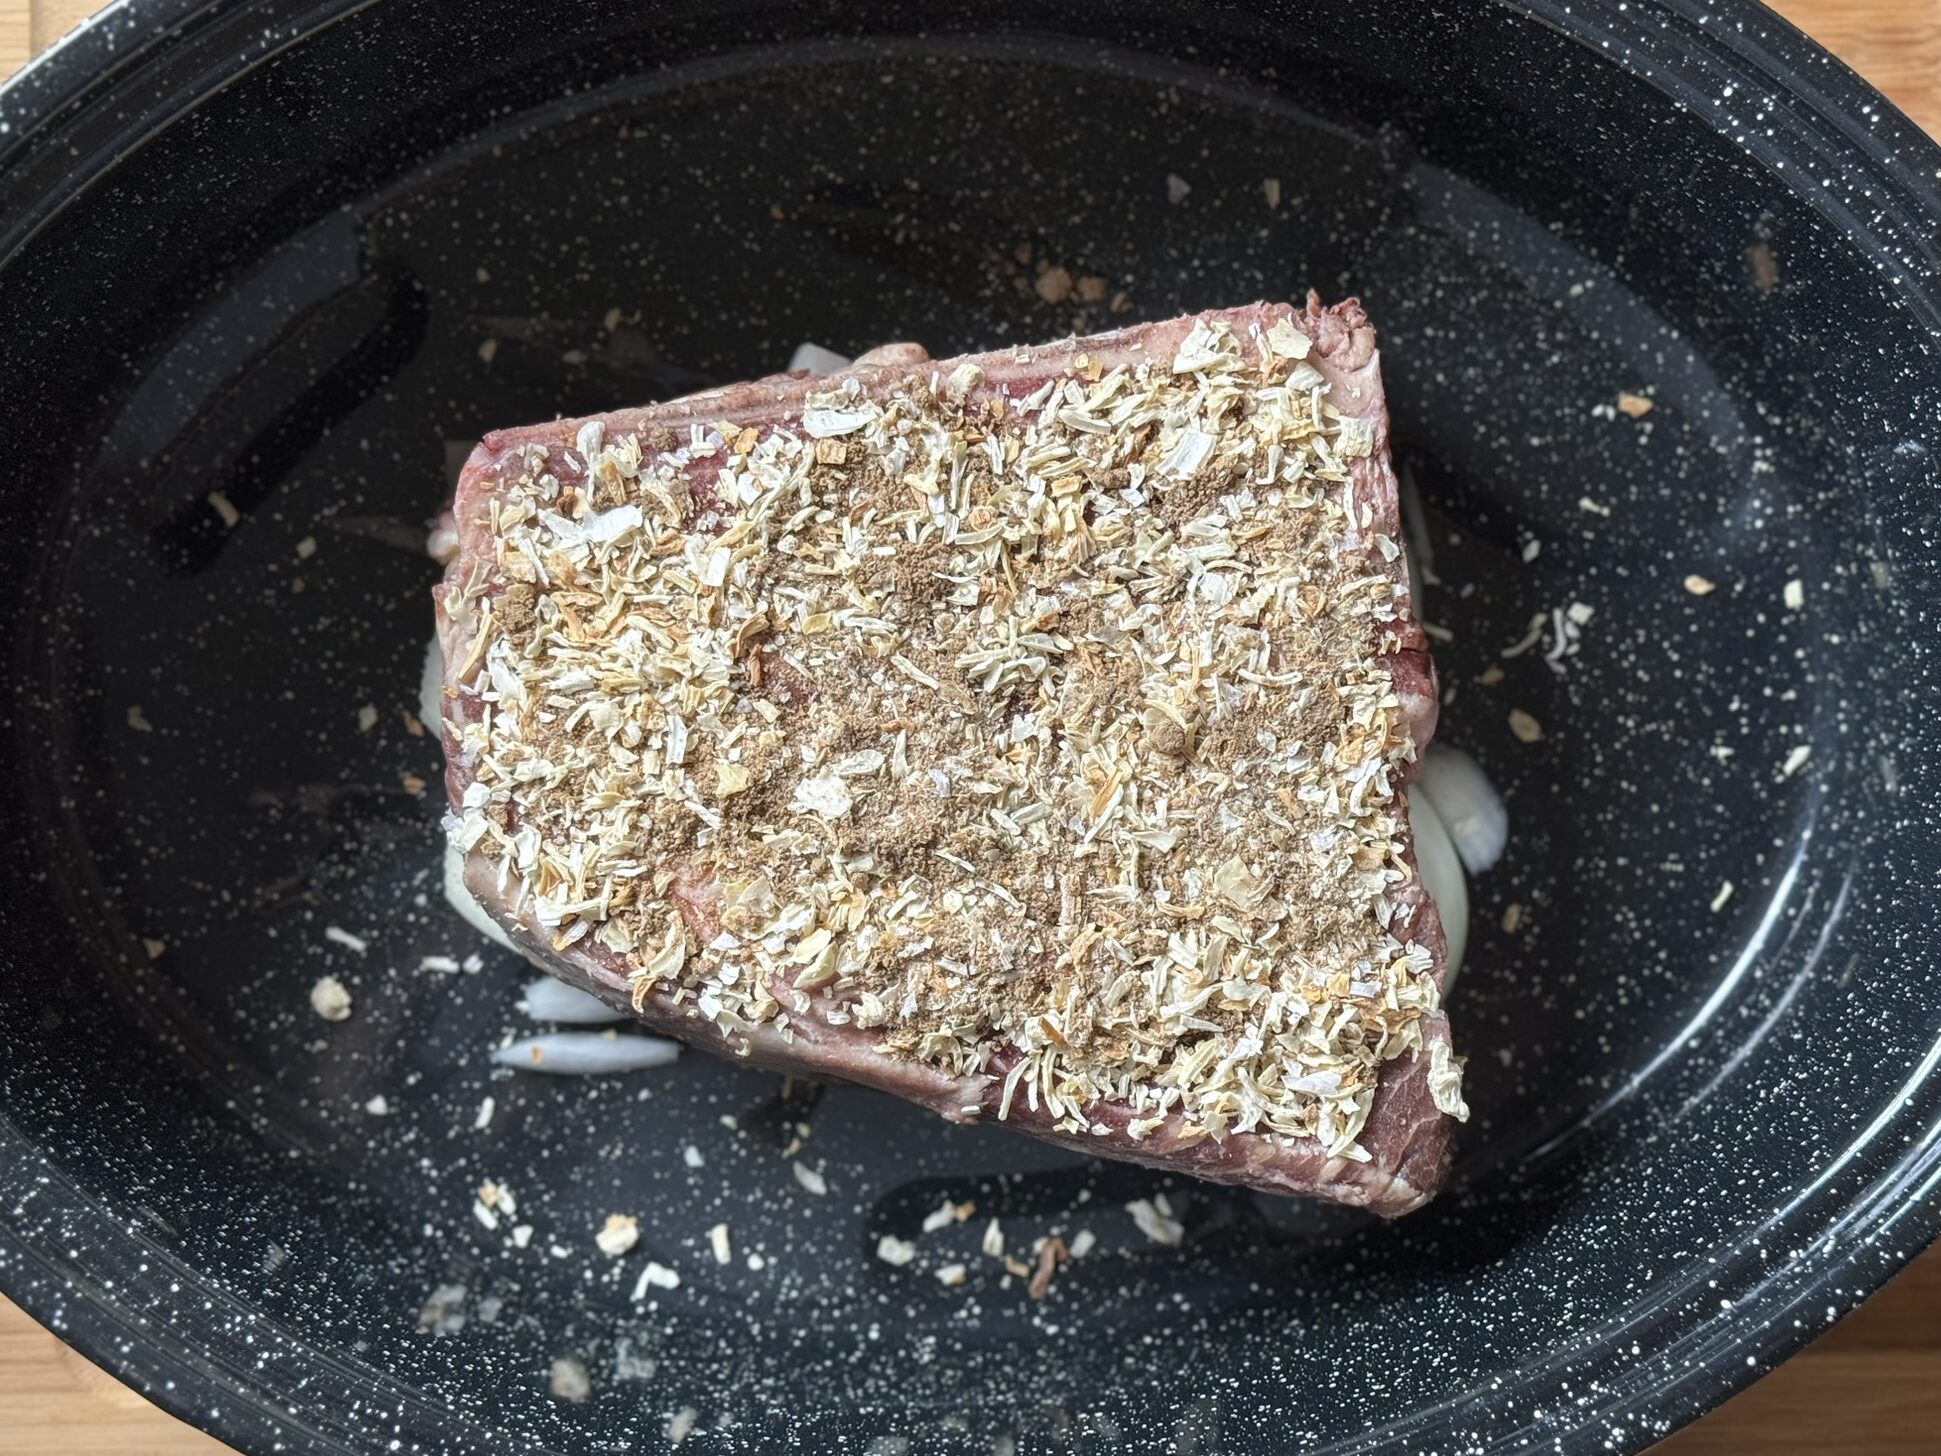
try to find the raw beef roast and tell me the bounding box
[434,297,1466,1216]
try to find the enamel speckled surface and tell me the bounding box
[0,2,1937,1453]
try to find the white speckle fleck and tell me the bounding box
[363,1094,390,1116]
[419,1282,466,1335]
[708,1223,732,1266]
[478,337,498,364]
[1262,177,1281,209]
[357,704,378,732]
[207,490,240,528]
[666,1407,700,1446]
[126,704,154,733]
[1127,1195,1184,1245]
[981,1218,1005,1258]
[420,955,461,974]
[682,1145,705,1169]
[632,1261,680,1298]
[792,1161,829,1196]
[295,535,317,559]
[935,1262,968,1286]
[1778,744,1812,780]
[1710,881,1735,913]
[1783,578,1805,610]
[323,925,369,954]
[1033,266,1074,305]
[596,1213,640,1257]
[1068,1229,1097,1259]
[511,1224,533,1248]
[1165,173,1191,203]
[876,1234,917,1267]
[309,976,352,1022]
[548,1356,590,1403]
[141,937,166,960]
[1521,539,1541,563]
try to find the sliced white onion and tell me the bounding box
[420,634,444,739]
[1416,744,1509,875]
[491,1032,680,1075]
[787,342,853,376]
[1397,462,1438,602]
[427,635,541,964]
[443,843,528,957]
[1409,788,1468,989]
[522,975,628,1024]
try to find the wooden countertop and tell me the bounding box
[1,0,1936,1451]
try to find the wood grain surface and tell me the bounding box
[0,1,1935,1452]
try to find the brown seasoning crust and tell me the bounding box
[435,297,1463,1216]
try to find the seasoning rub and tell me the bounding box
[437,299,1463,1211]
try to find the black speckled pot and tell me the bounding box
[1,2,1937,1452]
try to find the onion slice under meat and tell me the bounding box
[1415,744,1509,875]
[443,843,523,955]
[787,342,853,376]
[521,975,629,1025]
[1409,788,1469,988]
